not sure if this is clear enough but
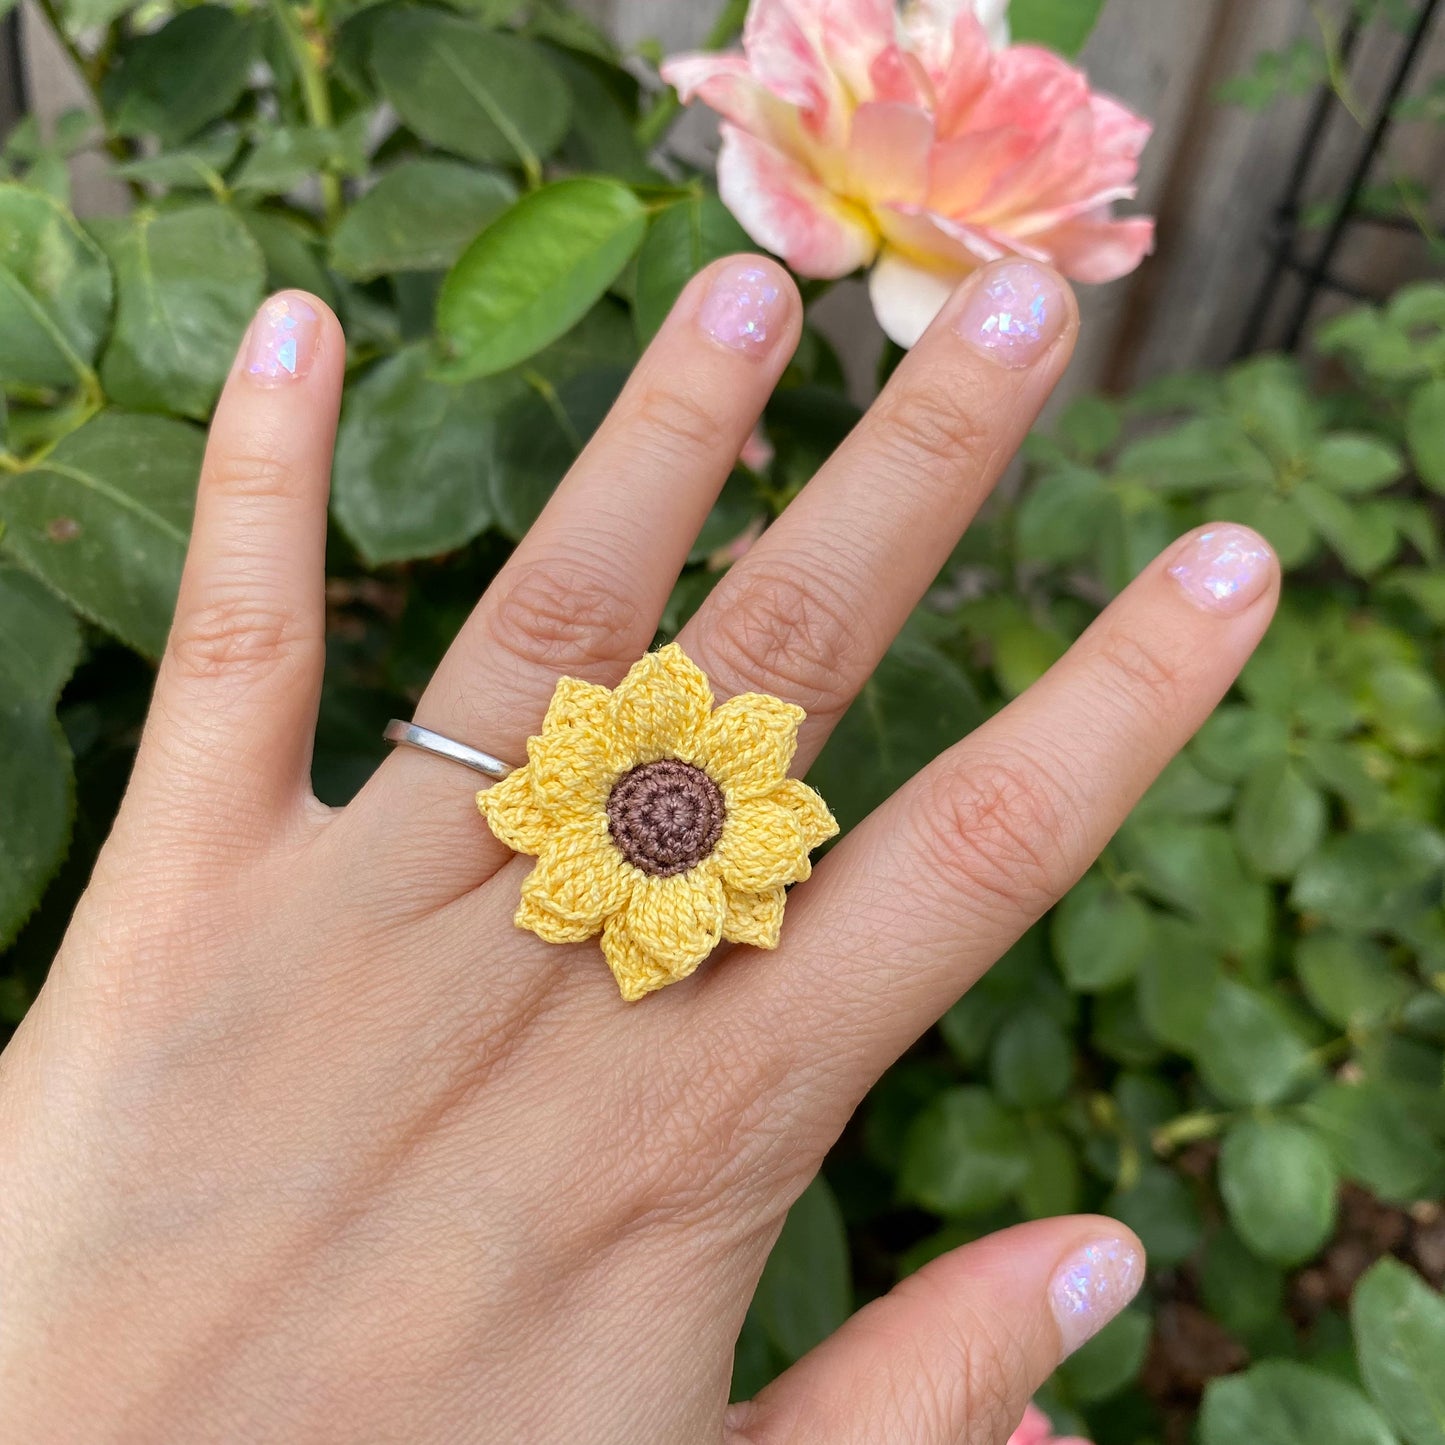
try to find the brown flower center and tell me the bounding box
[607,759,726,878]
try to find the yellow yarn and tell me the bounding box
[477,644,839,1001]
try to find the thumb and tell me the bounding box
[724,1218,1143,1445]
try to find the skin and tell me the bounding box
[0,258,1279,1445]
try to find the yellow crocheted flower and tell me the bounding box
[477,644,838,1001]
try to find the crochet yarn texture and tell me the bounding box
[476,644,839,1001]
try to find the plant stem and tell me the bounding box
[1153,1111,1231,1155]
[636,0,749,151]
[271,0,343,227]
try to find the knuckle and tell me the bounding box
[168,592,313,684]
[872,375,997,490]
[1094,627,1183,714]
[204,438,297,503]
[705,559,864,715]
[627,381,727,465]
[922,751,1080,918]
[486,558,642,676]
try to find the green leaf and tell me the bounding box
[1295,933,1413,1030]
[437,177,646,379]
[1234,757,1328,879]
[1051,874,1153,991]
[92,205,265,421]
[104,6,257,146]
[1194,980,1317,1107]
[1201,1361,1399,1445]
[1296,481,1399,576]
[1406,377,1445,494]
[1106,1164,1201,1268]
[1364,663,1445,757]
[1007,0,1107,56]
[370,8,570,171]
[1015,466,1109,565]
[990,1008,1072,1108]
[113,130,241,191]
[0,185,112,390]
[0,562,80,947]
[331,160,517,282]
[1202,1227,1287,1338]
[1017,1127,1082,1218]
[1353,1258,1445,1445]
[633,192,752,346]
[899,1087,1031,1216]
[1219,1117,1337,1265]
[0,412,201,657]
[1303,1081,1437,1203]
[1310,434,1406,493]
[231,117,370,197]
[808,628,983,834]
[1117,819,1271,961]
[753,1176,852,1363]
[1192,705,1290,781]
[238,209,337,309]
[1137,916,1222,1051]
[332,345,524,565]
[1291,823,1445,932]
[489,364,629,538]
[1056,1309,1152,1403]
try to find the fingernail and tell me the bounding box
[1167,525,1276,615]
[954,261,1067,368]
[699,263,786,356]
[1049,1236,1145,1356]
[241,294,320,386]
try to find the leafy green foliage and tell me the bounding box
[1,3,1442,1440]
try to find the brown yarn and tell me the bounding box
[607,759,726,877]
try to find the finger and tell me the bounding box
[725,1218,1143,1445]
[715,524,1281,1088]
[679,259,1076,770]
[347,258,800,897]
[132,292,342,845]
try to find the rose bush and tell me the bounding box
[664,0,1154,344]
[1,2,1443,1442]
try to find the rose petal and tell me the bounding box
[848,101,934,207]
[718,124,879,278]
[867,245,962,348]
[743,0,846,141]
[1037,212,1155,283]
[662,52,812,162]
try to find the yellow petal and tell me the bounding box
[519,816,635,929]
[609,644,714,767]
[528,676,617,809]
[722,885,786,950]
[715,797,808,892]
[476,768,553,857]
[516,891,597,945]
[697,693,804,799]
[771,777,839,852]
[623,865,726,972]
[601,916,681,1002]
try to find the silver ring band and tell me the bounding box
[384,720,515,780]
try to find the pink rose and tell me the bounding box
[1008,1402,1094,1445]
[662,0,1154,347]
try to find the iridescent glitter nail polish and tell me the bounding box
[699,263,786,356]
[955,261,1066,368]
[1049,1236,1145,1355]
[242,294,320,386]
[1167,525,1276,616]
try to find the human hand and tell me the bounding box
[0,257,1279,1444]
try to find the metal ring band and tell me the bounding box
[383,720,515,780]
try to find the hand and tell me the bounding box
[0,258,1278,1444]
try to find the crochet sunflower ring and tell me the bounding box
[387,646,838,1002]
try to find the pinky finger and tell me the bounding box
[725,1219,1144,1445]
